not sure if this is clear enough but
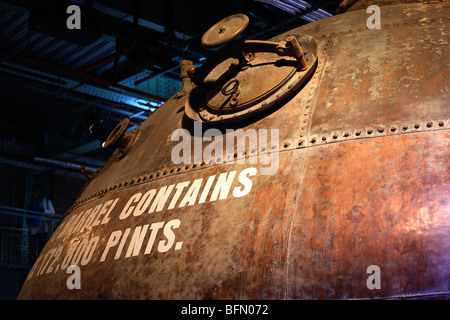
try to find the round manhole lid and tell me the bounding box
[185,34,318,124]
[201,14,249,48]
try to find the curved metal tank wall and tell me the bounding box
[19,1,449,299]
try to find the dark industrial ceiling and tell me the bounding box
[0,0,342,177]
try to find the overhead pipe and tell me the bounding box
[79,5,141,75]
[0,156,90,180]
[92,3,208,63]
[0,50,167,102]
[0,71,149,122]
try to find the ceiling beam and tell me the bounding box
[0,49,167,103]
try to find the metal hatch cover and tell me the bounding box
[185,15,318,125]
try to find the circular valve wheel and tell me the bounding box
[201,14,249,48]
[185,32,318,125]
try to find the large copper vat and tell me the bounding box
[19,0,449,299]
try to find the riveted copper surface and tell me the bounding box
[19,1,449,300]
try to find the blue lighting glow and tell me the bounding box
[255,0,332,20]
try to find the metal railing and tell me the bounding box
[0,205,62,268]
